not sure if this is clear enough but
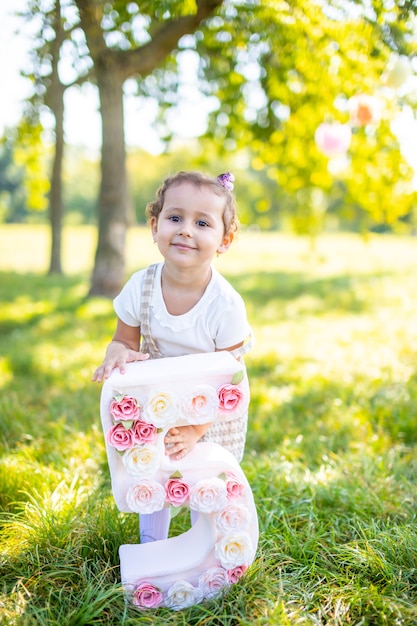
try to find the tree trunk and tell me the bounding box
[73,0,224,297]
[89,65,128,297]
[48,88,65,275]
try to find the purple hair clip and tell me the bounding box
[216,172,235,191]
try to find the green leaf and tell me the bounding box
[231,370,244,385]
[121,420,133,430]
[170,505,185,519]
[169,470,183,479]
[218,472,227,481]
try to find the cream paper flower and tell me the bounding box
[164,580,202,610]
[143,391,179,428]
[122,445,160,477]
[214,532,254,569]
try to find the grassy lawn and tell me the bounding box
[1,225,417,624]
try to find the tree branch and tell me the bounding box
[74,0,222,81]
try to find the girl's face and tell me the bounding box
[151,182,233,271]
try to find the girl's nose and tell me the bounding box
[177,221,192,236]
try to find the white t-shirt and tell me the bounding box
[113,263,251,357]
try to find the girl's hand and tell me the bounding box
[164,424,211,460]
[92,343,149,383]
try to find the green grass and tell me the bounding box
[1,225,417,624]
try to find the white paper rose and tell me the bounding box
[190,477,228,514]
[215,504,249,534]
[214,533,254,569]
[126,479,166,514]
[198,567,229,599]
[182,385,219,424]
[164,580,202,610]
[122,445,160,477]
[143,391,179,428]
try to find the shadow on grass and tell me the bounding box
[225,269,382,322]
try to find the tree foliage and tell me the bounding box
[2,0,417,289]
[197,0,417,232]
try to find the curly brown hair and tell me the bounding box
[145,171,239,235]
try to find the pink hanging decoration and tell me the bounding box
[314,122,352,157]
[348,94,382,127]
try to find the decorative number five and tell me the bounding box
[100,352,258,611]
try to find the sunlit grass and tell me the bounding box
[1,226,417,623]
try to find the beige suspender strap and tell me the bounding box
[228,332,254,359]
[140,264,162,358]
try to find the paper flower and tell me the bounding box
[126,479,166,514]
[190,477,228,514]
[110,395,140,421]
[348,94,382,127]
[122,446,160,477]
[225,471,245,499]
[198,567,230,599]
[143,391,178,428]
[106,422,135,451]
[227,565,248,584]
[182,385,219,424]
[314,122,352,157]
[132,419,158,445]
[165,477,191,507]
[215,533,254,569]
[132,582,163,610]
[215,504,249,533]
[218,383,245,414]
[165,580,202,610]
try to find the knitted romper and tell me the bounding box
[139,264,252,462]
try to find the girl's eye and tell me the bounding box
[197,220,209,227]
[169,215,181,222]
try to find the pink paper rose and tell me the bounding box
[165,478,191,506]
[110,395,140,421]
[218,384,244,414]
[106,422,134,451]
[225,472,245,499]
[132,582,163,609]
[198,567,229,599]
[182,385,219,424]
[227,564,248,584]
[190,477,228,513]
[215,504,249,533]
[126,479,166,514]
[132,419,157,445]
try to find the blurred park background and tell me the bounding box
[1,0,417,295]
[2,1,417,624]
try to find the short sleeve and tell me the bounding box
[113,270,145,327]
[213,292,252,351]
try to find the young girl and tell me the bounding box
[93,170,253,542]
